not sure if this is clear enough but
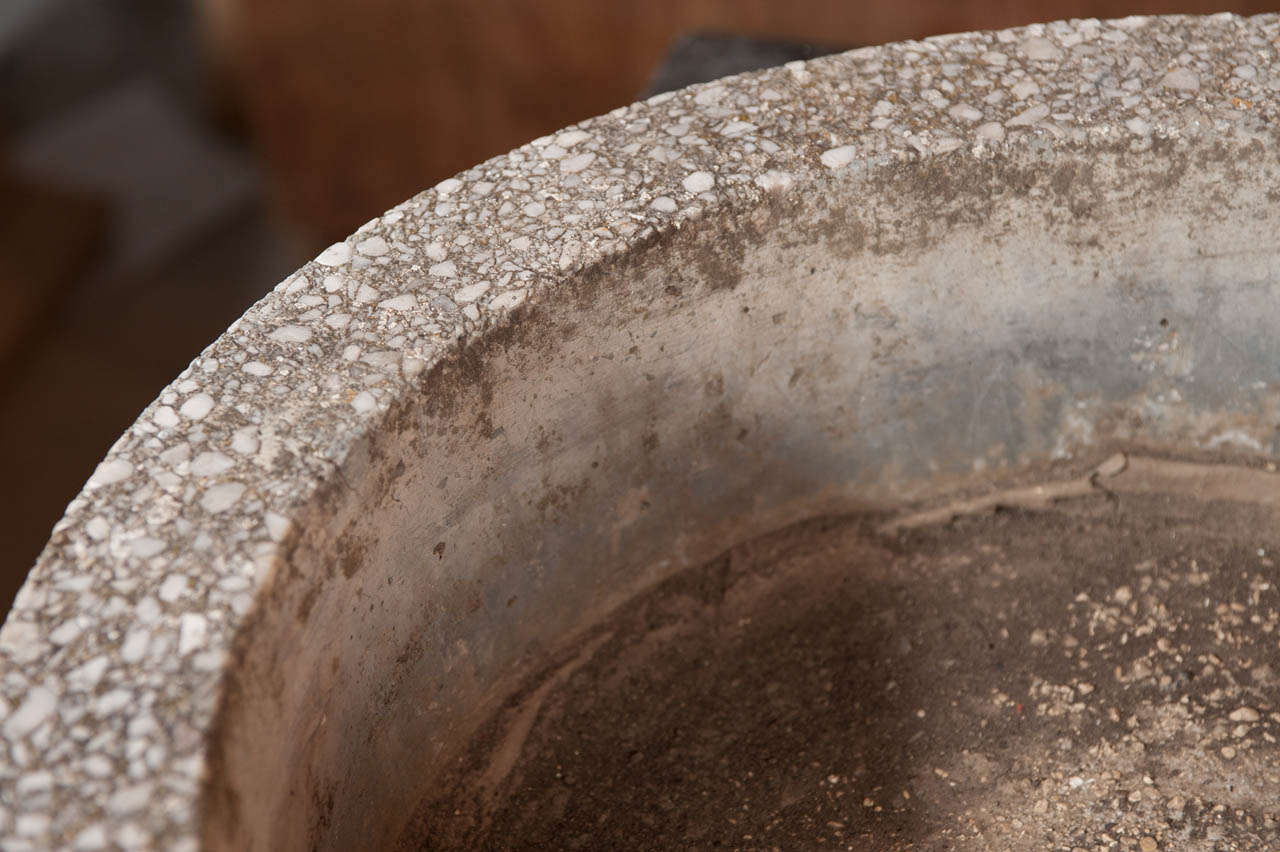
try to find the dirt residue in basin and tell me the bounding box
[400,456,1280,850]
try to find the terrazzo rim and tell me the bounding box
[1,12,1279,849]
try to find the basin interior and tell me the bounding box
[400,463,1280,850]
[200,141,1280,850]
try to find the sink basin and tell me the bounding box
[2,13,1280,850]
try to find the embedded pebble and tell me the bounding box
[199,483,245,514]
[356,236,389,257]
[129,538,165,559]
[177,615,208,656]
[1126,118,1151,135]
[269,325,311,344]
[454,283,491,304]
[976,122,1006,141]
[177,391,212,417]
[556,129,591,148]
[4,688,56,740]
[189,452,232,477]
[1160,67,1200,91]
[378,295,417,312]
[152,406,179,428]
[1011,79,1039,100]
[1006,104,1050,126]
[87,460,132,488]
[1021,36,1064,61]
[314,243,351,267]
[560,153,596,174]
[73,825,106,850]
[263,512,291,542]
[819,146,857,169]
[490,289,526,311]
[240,362,272,377]
[682,171,715,192]
[754,171,794,192]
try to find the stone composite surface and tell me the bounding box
[1,12,1278,849]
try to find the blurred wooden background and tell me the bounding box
[200,0,1277,243]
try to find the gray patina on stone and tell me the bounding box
[1,12,1279,850]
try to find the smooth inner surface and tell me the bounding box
[402,455,1280,851]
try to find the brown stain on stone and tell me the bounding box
[340,537,367,580]
[296,583,321,622]
[703,372,724,398]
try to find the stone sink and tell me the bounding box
[3,13,1280,850]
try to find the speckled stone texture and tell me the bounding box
[1,12,1279,851]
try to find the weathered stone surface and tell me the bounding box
[2,13,1280,850]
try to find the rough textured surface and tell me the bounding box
[404,457,1280,850]
[1,12,1280,850]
